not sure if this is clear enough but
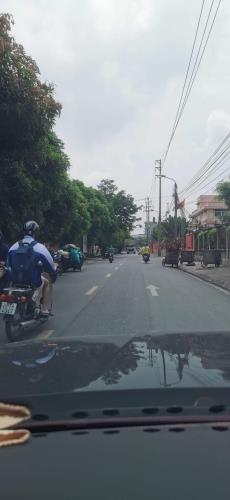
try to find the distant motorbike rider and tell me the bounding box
[141,244,151,259]
[108,246,114,258]
[8,221,57,317]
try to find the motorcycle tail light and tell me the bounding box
[5,295,14,303]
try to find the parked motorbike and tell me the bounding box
[0,262,53,342]
[143,254,150,263]
[53,251,63,275]
[60,245,83,272]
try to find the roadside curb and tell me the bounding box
[179,265,230,293]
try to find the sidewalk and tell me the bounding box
[180,261,230,291]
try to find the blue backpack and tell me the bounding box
[11,240,37,284]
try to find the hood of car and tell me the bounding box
[1,331,230,399]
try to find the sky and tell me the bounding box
[1,0,230,229]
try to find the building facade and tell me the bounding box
[190,195,228,227]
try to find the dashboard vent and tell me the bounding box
[142,407,159,415]
[209,405,226,414]
[72,411,88,419]
[166,406,183,414]
[103,409,119,416]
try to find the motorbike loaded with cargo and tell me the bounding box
[162,239,181,268]
[59,244,84,272]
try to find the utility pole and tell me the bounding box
[145,197,150,245]
[174,182,178,238]
[158,173,178,239]
[155,160,162,256]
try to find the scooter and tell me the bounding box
[53,251,63,275]
[108,252,114,263]
[143,254,150,263]
[0,262,53,342]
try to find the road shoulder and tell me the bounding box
[179,262,230,292]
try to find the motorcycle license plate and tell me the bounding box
[0,302,17,315]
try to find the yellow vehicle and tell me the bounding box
[141,246,151,255]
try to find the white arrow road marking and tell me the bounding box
[106,273,112,278]
[85,286,98,296]
[146,285,160,297]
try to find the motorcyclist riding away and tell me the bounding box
[141,244,151,257]
[108,245,114,257]
[8,221,57,317]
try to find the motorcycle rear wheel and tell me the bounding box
[5,307,24,342]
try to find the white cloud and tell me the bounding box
[205,110,230,147]
[90,0,155,39]
[82,170,113,187]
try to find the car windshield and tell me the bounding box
[1,1,230,411]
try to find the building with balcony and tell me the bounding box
[190,195,228,228]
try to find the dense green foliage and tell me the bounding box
[0,14,137,248]
[216,181,230,224]
[216,181,230,209]
[152,215,187,242]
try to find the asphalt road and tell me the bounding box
[0,254,230,344]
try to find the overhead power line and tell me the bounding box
[183,147,230,196]
[162,0,206,165]
[169,0,220,139]
[179,134,230,197]
[185,171,230,212]
[180,137,230,197]
[180,132,230,195]
[162,0,222,167]
[171,0,206,133]
[185,159,230,200]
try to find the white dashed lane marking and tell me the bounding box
[85,286,98,296]
[106,273,112,278]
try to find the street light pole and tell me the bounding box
[155,160,162,255]
[160,175,178,238]
[174,182,178,238]
[145,197,150,245]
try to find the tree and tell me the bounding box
[216,181,230,209]
[0,14,61,155]
[152,216,187,242]
[72,181,113,247]
[216,181,230,224]
[0,14,68,242]
[98,179,117,197]
[112,191,138,232]
[97,179,138,249]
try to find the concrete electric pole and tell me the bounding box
[155,160,162,256]
[157,174,178,239]
[174,182,178,238]
[145,197,150,245]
